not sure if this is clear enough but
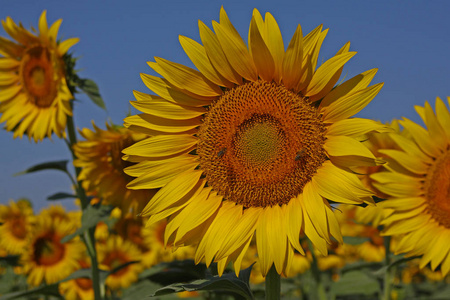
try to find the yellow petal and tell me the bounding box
[378,149,428,175]
[48,19,62,43]
[141,169,203,217]
[179,35,233,88]
[305,52,356,97]
[389,132,433,164]
[281,25,303,89]
[256,208,274,276]
[122,134,197,158]
[319,69,378,108]
[321,82,384,123]
[0,58,20,69]
[286,195,305,255]
[324,203,343,244]
[378,197,425,211]
[140,73,210,107]
[0,85,21,102]
[303,182,330,243]
[38,10,48,38]
[436,97,450,141]
[131,91,206,120]
[266,205,287,274]
[57,37,79,55]
[152,57,222,97]
[326,118,392,139]
[400,118,440,158]
[198,20,242,85]
[126,156,199,189]
[123,114,201,133]
[423,101,447,151]
[213,21,258,81]
[324,135,376,161]
[264,12,284,82]
[373,181,422,198]
[301,200,328,256]
[249,17,274,82]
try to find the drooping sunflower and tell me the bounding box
[73,122,156,212]
[123,7,385,276]
[0,11,78,142]
[22,215,84,286]
[0,199,35,255]
[372,97,450,276]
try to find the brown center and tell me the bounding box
[102,251,129,277]
[20,46,59,107]
[197,80,326,208]
[33,233,65,266]
[424,149,450,228]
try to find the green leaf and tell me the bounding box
[78,79,106,110]
[343,236,370,245]
[330,270,380,297]
[14,160,68,176]
[0,255,20,267]
[372,255,421,278]
[61,204,114,243]
[122,280,163,300]
[152,270,255,300]
[47,192,77,201]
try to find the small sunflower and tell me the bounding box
[73,122,155,212]
[372,97,450,276]
[22,216,84,286]
[124,7,385,276]
[0,199,35,255]
[0,11,78,142]
[59,257,94,300]
[98,235,143,291]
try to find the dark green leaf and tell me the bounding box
[330,270,380,297]
[152,271,254,300]
[47,192,77,201]
[372,255,421,277]
[0,255,20,267]
[78,79,106,110]
[61,204,114,243]
[343,236,370,245]
[14,160,68,176]
[122,280,163,300]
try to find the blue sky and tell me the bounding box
[1,0,450,211]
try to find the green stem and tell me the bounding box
[308,240,327,300]
[66,113,103,300]
[383,236,392,300]
[265,264,281,300]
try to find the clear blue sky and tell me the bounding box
[1,0,449,211]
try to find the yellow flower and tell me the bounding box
[22,216,84,286]
[59,257,94,300]
[73,122,156,212]
[124,7,384,276]
[0,199,35,255]
[98,235,143,291]
[372,97,450,276]
[0,11,78,142]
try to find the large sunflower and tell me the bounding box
[73,122,155,212]
[0,11,78,142]
[123,8,385,276]
[372,97,450,276]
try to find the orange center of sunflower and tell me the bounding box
[424,150,450,228]
[33,234,65,266]
[20,46,59,107]
[197,80,326,207]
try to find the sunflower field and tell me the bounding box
[1,3,450,300]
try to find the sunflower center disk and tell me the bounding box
[198,80,326,208]
[34,235,65,266]
[425,150,450,228]
[20,46,58,108]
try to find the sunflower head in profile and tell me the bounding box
[73,122,156,213]
[0,199,35,255]
[22,215,84,286]
[0,11,78,142]
[123,7,385,277]
[372,97,450,276]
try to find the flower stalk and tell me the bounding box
[265,264,281,300]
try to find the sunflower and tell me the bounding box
[73,122,156,212]
[22,215,84,286]
[59,257,94,300]
[372,97,450,276]
[98,235,143,291]
[123,7,384,276]
[0,199,35,255]
[0,11,78,142]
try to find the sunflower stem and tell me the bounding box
[66,112,103,300]
[308,240,327,300]
[265,264,281,300]
[383,236,392,300]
